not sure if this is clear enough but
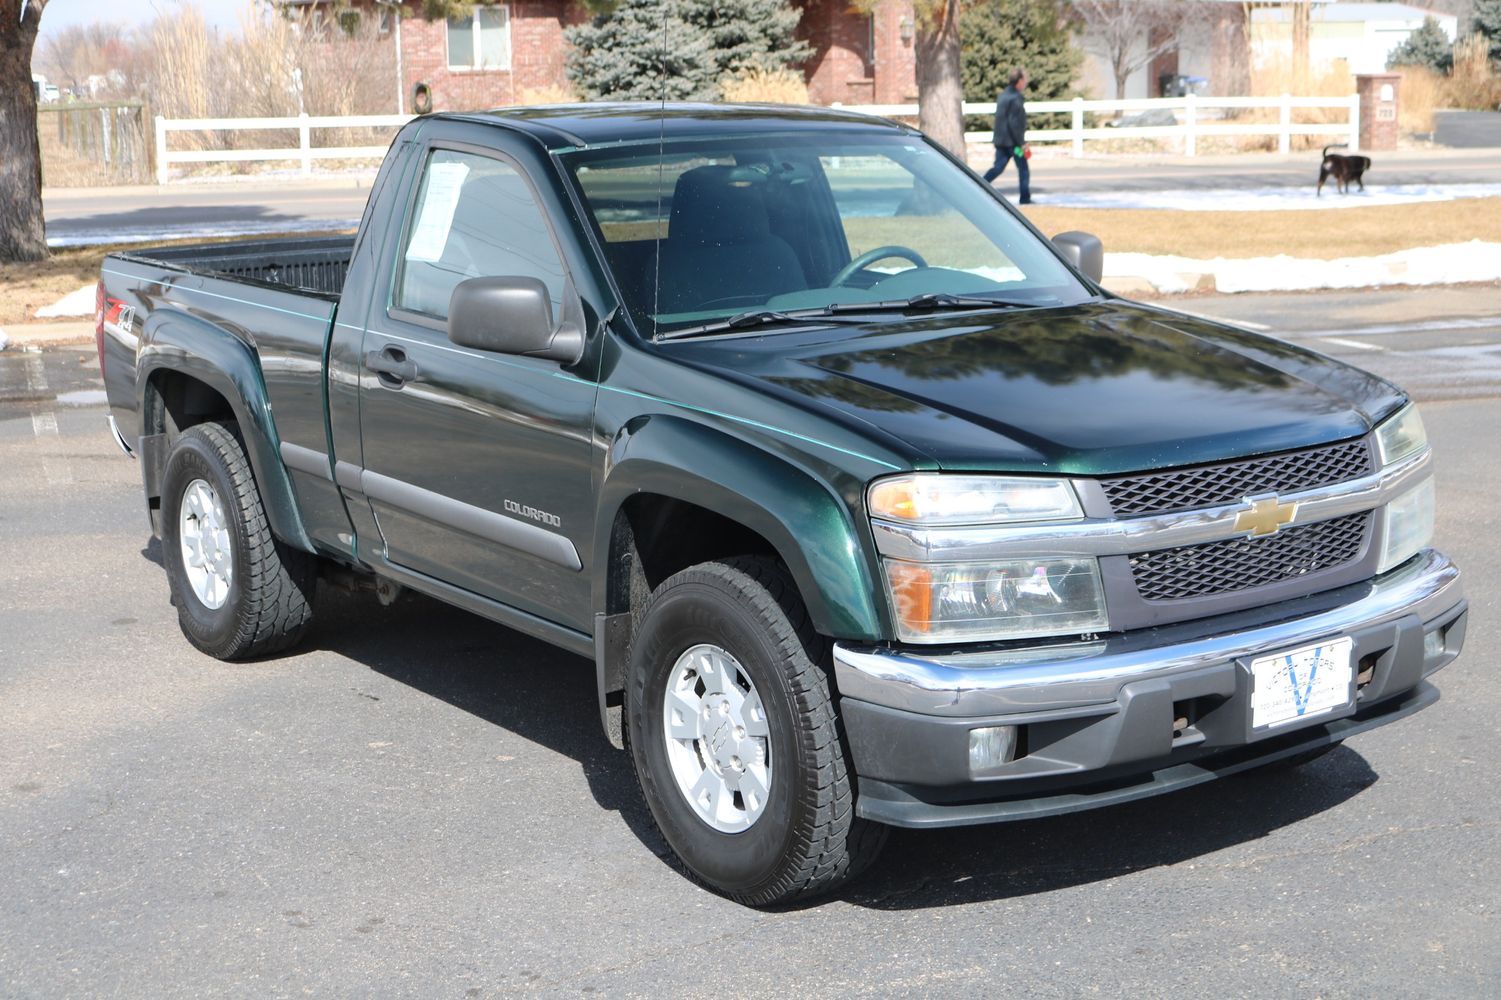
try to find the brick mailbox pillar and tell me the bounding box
[1355,73,1401,151]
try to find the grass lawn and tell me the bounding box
[0,232,354,328]
[0,244,116,328]
[4,198,1497,326]
[1019,197,1501,260]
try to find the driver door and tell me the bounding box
[355,140,597,631]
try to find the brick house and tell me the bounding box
[283,0,917,112]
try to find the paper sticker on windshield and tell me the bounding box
[405,160,470,263]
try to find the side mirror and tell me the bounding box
[447,275,584,364]
[1051,231,1104,284]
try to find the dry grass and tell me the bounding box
[718,68,810,105]
[515,83,580,105]
[1446,35,1501,110]
[0,230,355,327]
[1236,58,1358,153]
[1020,198,1501,259]
[0,245,108,327]
[1395,66,1442,135]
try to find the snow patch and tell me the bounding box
[1043,183,1501,212]
[1105,240,1501,294]
[36,284,98,318]
[0,328,9,352]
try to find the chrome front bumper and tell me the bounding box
[833,549,1467,827]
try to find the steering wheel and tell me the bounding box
[830,245,929,288]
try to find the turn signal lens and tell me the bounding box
[869,474,1082,526]
[884,556,1107,643]
[1378,478,1435,573]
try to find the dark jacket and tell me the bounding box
[992,85,1027,150]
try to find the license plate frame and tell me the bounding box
[1249,637,1356,732]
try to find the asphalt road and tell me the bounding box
[41,148,1501,246]
[1435,111,1501,150]
[2,291,1498,997]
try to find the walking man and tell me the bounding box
[983,68,1031,204]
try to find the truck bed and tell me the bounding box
[115,236,356,297]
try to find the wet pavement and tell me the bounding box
[2,289,1499,997]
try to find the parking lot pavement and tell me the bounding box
[2,302,1499,997]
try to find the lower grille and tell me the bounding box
[1130,512,1371,601]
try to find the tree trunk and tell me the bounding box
[914,0,964,157]
[1,0,48,262]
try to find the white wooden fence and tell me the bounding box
[841,94,1361,157]
[152,94,1360,183]
[154,112,412,184]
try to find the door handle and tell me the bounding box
[365,345,418,387]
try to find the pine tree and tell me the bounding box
[961,0,1081,103]
[565,0,812,102]
[1387,16,1454,73]
[1474,0,1501,65]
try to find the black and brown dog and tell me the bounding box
[1318,145,1372,196]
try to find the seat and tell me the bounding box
[657,166,807,315]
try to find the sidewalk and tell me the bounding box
[0,322,94,350]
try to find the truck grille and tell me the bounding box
[1100,439,1374,517]
[1129,512,1371,601]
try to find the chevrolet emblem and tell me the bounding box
[1235,496,1298,537]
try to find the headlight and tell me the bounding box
[869,474,1082,526]
[1378,478,1435,573]
[884,556,1108,643]
[1375,403,1427,467]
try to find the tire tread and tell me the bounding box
[629,555,886,906]
[171,422,314,659]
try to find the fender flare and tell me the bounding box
[593,409,885,661]
[137,310,315,554]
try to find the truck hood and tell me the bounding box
[677,301,1406,475]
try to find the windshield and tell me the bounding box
[562,131,1091,336]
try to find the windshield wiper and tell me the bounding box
[657,294,1052,341]
[657,309,871,341]
[823,292,1048,315]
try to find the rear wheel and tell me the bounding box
[160,421,315,659]
[626,556,887,906]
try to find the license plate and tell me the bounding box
[1250,637,1354,730]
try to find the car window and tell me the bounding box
[562,133,1086,335]
[819,154,1023,282]
[395,148,566,321]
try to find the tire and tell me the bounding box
[160,421,315,660]
[625,556,887,906]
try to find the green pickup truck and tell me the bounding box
[97,104,1467,906]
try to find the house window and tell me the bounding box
[447,5,511,71]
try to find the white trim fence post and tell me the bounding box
[1279,93,1292,155]
[154,115,168,185]
[298,112,312,176]
[1349,93,1361,151]
[1184,93,1197,157]
[1071,97,1084,158]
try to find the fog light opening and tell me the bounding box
[1356,652,1381,690]
[968,725,1018,775]
[1423,629,1445,661]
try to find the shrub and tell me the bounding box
[718,67,810,104]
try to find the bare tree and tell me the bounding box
[38,21,127,94]
[1072,0,1207,100]
[2,0,48,261]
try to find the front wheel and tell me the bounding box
[160,421,315,660]
[626,557,887,906]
